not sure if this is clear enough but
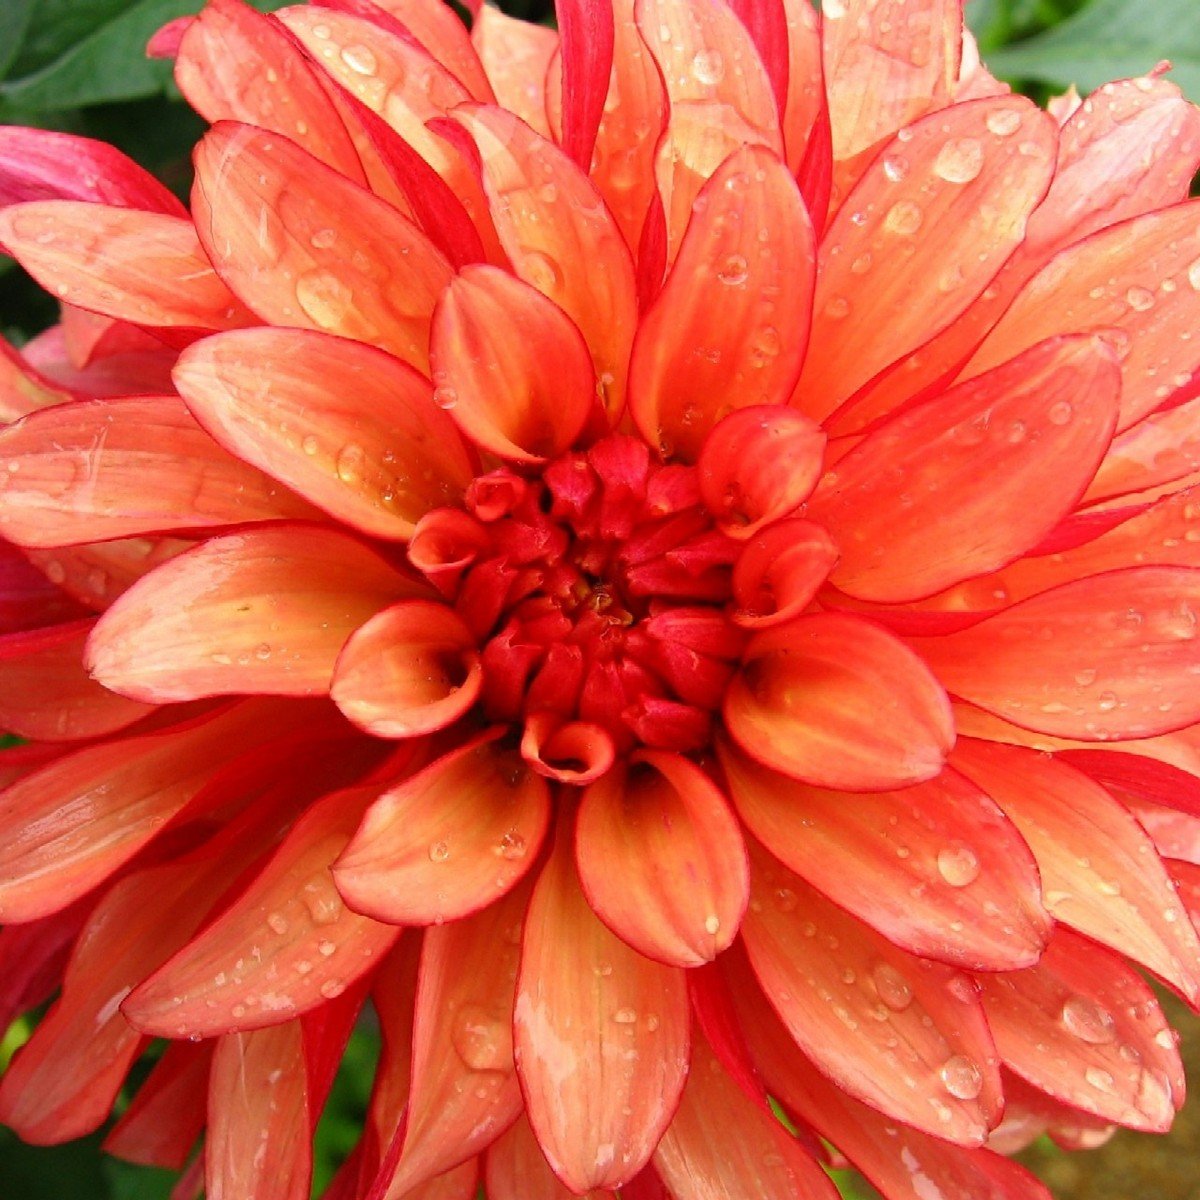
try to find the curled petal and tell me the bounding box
[730,519,838,628]
[576,752,748,966]
[521,712,616,784]
[430,264,595,462]
[331,600,482,739]
[334,734,550,925]
[697,406,825,539]
[628,146,815,462]
[725,612,954,791]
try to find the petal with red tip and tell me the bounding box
[86,525,424,704]
[452,105,637,421]
[124,785,401,1038]
[742,847,1002,1144]
[0,202,254,331]
[175,328,473,541]
[0,619,152,741]
[380,882,530,1197]
[953,739,1200,1004]
[0,395,315,548]
[730,519,838,628]
[556,0,613,171]
[977,929,1184,1132]
[331,599,482,738]
[912,566,1200,740]
[719,738,1048,970]
[429,265,594,462]
[810,335,1120,603]
[653,1032,839,1200]
[192,122,452,373]
[206,1023,311,1200]
[697,406,825,539]
[576,752,748,967]
[515,822,690,1192]
[175,0,367,183]
[725,612,954,791]
[334,734,549,925]
[796,97,1054,423]
[486,1114,615,1200]
[628,147,815,462]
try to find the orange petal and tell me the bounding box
[576,752,748,966]
[953,739,1200,1004]
[192,121,452,373]
[977,928,1184,1132]
[822,0,960,162]
[719,737,1049,970]
[175,0,367,183]
[729,518,838,628]
[520,712,616,785]
[331,599,482,738]
[911,566,1200,740]
[471,6,558,138]
[429,264,595,462]
[779,0,823,174]
[334,734,550,925]
[0,202,254,331]
[724,612,954,791]
[0,619,153,741]
[174,328,474,541]
[486,1113,615,1200]
[206,1022,311,1200]
[628,146,815,462]
[1089,397,1200,503]
[451,104,638,422]
[22,535,188,613]
[742,845,1002,1144]
[515,820,690,1192]
[0,395,315,548]
[380,882,530,1197]
[86,525,424,704]
[696,406,825,539]
[653,1030,840,1200]
[809,335,1121,603]
[967,200,1200,431]
[795,96,1055,424]
[124,784,401,1038]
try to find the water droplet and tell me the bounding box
[319,978,346,999]
[884,200,923,235]
[310,227,338,250]
[612,1008,638,1024]
[717,253,749,286]
[266,912,289,935]
[882,155,909,182]
[451,1002,512,1071]
[872,962,913,1011]
[985,109,1022,137]
[295,269,353,329]
[301,434,320,456]
[1048,400,1074,426]
[934,138,984,184]
[1061,996,1117,1044]
[340,44,378,75]
[691,48,725,85]
[704,914,721,935]
[1085,1065,1115,1092]
[937,845,980,888]
[520,248,562,292]
[318,940,336,957]
[773,887,799,913]
[1097,691,1119,712]
[428,840,450,862]
[824,295,851,319]
[335,442,366,485]
[940,1055,984,1099]
[1188,258,1200,291]
[433,386,458,410]
[1126,285,1155,312]
[1155,1028,1178,1050]
[255,643,272,661]
[494,830,527,860]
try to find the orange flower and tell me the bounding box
[3,0,1200,1196]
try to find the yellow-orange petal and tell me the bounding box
[430,264,595,462]
[628,146,815,462]
[334,734,549,925]
[725,612,954,791]
[192,121,452,373]
[514,821,690,1193]
[576,752,748,967]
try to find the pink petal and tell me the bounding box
[192,122,452,374]
[977,928,1185,1131]
[742,845,1002,1144]
[953,738,1200,1004]
[810,335,1120,602]
[730,519,838,629]
[515,821,690,1192]
[796,97,1055,424]
[911,566,1200,740]
[175,327,474,541]
[334,733,550,925]
[628,146,815,462]
[86,525,425,704]
[124,784,400,1037]
[724,612,954,791]
[429,264,595,462]
[0,202,254,331]
[556,0,614,171]
[719,737,1049,969]
[576,751,749,966]
[0,395,315,548]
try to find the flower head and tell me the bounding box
[2,0,1200,1196]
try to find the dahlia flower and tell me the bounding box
[2,0,1200,1196]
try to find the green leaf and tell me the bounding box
[0,0,36,80]
[5,0,134,79]
[984,0,1200,100]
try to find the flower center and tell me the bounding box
[407,434,750,775]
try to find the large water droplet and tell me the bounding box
[451,1002,513,1071]
[340,43,378,75]
[296,269,354,329]
[1061,995,1117,1045]
[1126,285,1155,312]
[939,1054,984,1100]
[691,48,725,85]
[428,840,451,862]
[937,845,980,888]
[933,138,984,184]
[884,200,923,235]
[1085,1065,1115,1093]
[612,1008,638,1025]
[335,442,367,485]
[494,830,527,860]
[985,109,1022,137]
[872,962,914,1012]
[717,253,749,286]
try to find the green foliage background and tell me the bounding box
[0,0,1197,1197]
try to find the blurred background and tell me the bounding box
[1,0,1199,1196]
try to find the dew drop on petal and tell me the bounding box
[451,1002,512,1071]
[494,830,527,860]
[612,1007,638,1024]
[704,914,721,935]
[335,442,366,485]
[433,386,458,410]
[1126,285,1156,312]
[1048,400,1074,426]
[936,845,980,888]
[295,269,354,329]
[872,962,914,1012]
[301,434,320,456]
[939,1055,984,1100]
[717,253,749,286]
[340,44,378,75]
[691,48,725,85]
[1085,1066,1115,1093]
[933,138,984,184]
[1061,996,1118,1044]
[985,108,1022,137]
[266,912,288,935]
[428,840,451,862]
[882,155,909,182]
[884,200,923,235]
